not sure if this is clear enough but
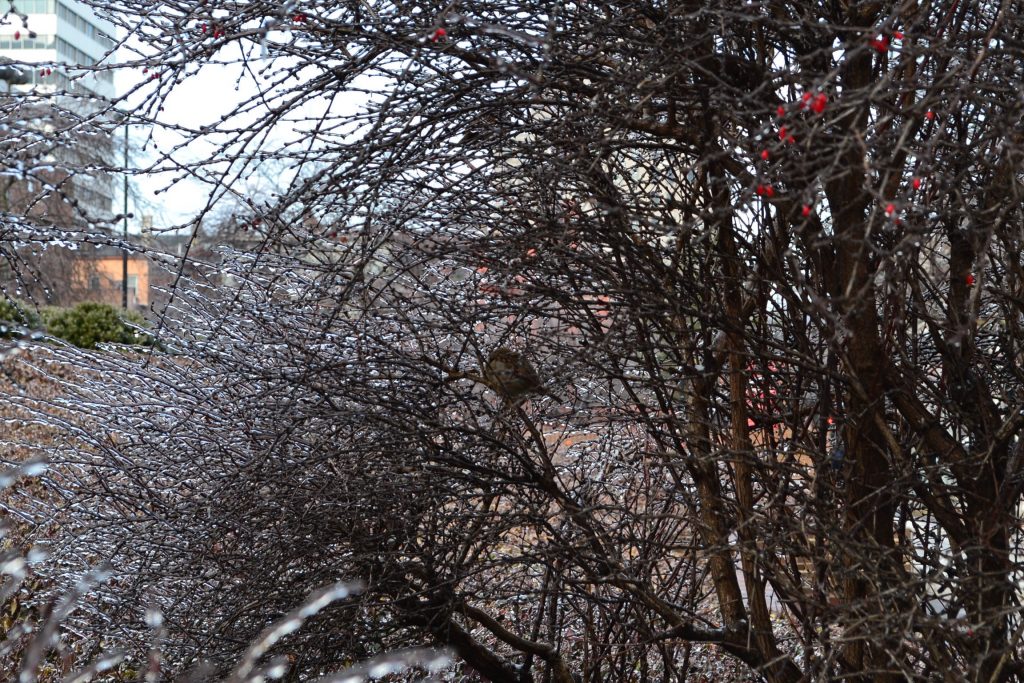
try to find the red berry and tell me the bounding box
[801,205,812,217]
[778,126,787,140]
[870,37,889,52]
[811,93,827,114]
[966,274,975,286]
[431,27,447,42]
[894,31,904,40]
[786,135,795,144]
[925,110,935,120]
[776,105,785,117]
[761,149,769,161]
[293,13,305,22]
[142,67,148,73]
[13,31,19,40]
[755,185,765,196]
[885,203,895,215]
[912,177,921,190]
[765,185,775,198]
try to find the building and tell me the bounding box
[0,0,118,217]
[72,244,150,310]
[0,0,116,98]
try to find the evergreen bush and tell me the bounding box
[43,302,152,350]
[0,299,43,339]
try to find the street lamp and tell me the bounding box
[122,121,128,310]
[115,110,135,310]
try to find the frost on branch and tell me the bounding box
[5,1,1024,682]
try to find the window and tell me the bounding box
[0,34,56,50]
[56,2,115,48]
[56,37,114,83]
[89,275,100,291]
[43,70,100,96]
[73,184,111,210]
[13,0,56,13]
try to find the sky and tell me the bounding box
[117,53,263,231]
[116,27,357,233]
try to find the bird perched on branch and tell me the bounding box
[444,347,552,405]
[483,347,544,400]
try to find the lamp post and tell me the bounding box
[122,121,128,310]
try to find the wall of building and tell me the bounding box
[73,256,150,309]
[0,0,118,217]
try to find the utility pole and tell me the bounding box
[122,121,128,310]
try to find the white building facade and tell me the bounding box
[0,0,118,216]
[1,0,116,97]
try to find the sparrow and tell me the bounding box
[482,347,544,400]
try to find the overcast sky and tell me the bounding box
[117,28,352,233]
[117,53,262,231]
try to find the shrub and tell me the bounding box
[0,455,449,680]
[0,298,42,339]
[42,302,152,350]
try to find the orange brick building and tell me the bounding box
[72,245,150,310]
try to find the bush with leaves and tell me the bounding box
[0,299,42,340]
[41,302,151,350]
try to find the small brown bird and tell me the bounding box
[482,347,544,400]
